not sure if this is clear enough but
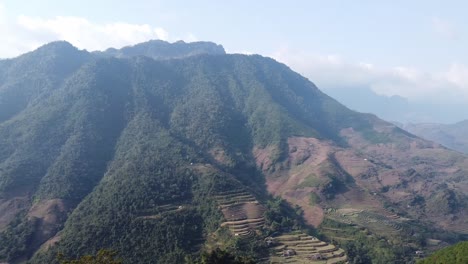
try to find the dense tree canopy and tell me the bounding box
[418,241,468,264]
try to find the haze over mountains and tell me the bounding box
[402,121,468,155]
[323,87,468,156]
[322,86,468,124]
[0,40,467,264]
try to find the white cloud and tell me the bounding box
[432,17,456,39]
[0,2,5,23]
[185,33,198,42]
[0,4,36,57]
[0,4,174,58]
[154,28,169,41]
[15,15,169,52]
[272,48,468,104]
[444,63,468,87]
[272,49,381,88]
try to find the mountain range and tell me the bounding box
[0,40,467,264]
[323,86,468,124]
[401,121,468,155]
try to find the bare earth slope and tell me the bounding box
[259,119,468,240]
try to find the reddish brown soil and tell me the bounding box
[258,130,468,234]
[221,202,265,221]
[37,234,61,252]
[253,145,278,172]
[0,196,29,231]
[28,199,67,222]
[27,199,69,252]
[262,137,335,226]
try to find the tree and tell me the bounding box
[57,249,122,264]
[200,248,255,264]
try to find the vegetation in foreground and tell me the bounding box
[418,241,468,264]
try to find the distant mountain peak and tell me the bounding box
[99,39,225,60]
[12,40,88,64]
[35,40,80,54]
[456,119,468,126]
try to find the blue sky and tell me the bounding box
[4,1,466,69]
[1,0,468,119]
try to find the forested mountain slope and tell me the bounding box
[0,40,466,264]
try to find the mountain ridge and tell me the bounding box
[0,40,466,264]
[97,39,225,60]
[402,120,468,154]
[323,86,468,124]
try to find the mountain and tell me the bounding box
[402,121,468,155]
[96,39,225,60]
[0,40,467,264]
[322,86,468,123]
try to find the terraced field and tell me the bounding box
[214,189,265,238]
[324,208,407,235]
[267,231,348,264]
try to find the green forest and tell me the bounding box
[418,241,468,264]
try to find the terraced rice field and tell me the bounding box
[267,231,348,264]
[215,189,265,238]
[325,208,407,235]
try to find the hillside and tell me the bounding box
[402,121,468,155]
[418,241,468,264]
[0,40,467,264]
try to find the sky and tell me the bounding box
[1,0,468,120]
